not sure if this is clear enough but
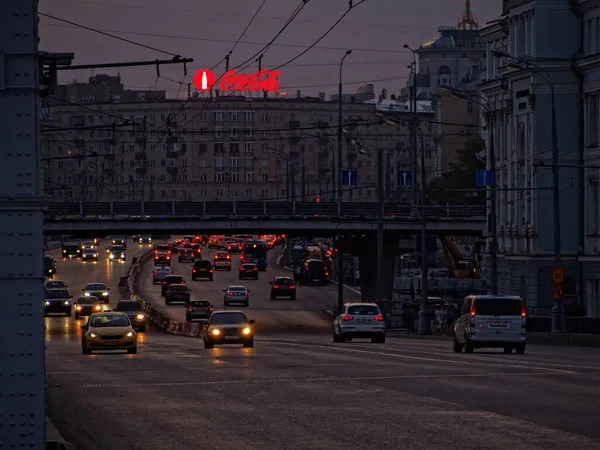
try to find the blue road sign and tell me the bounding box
[397,169,413,187]
[341,169,358,186]
[476,169,493,187]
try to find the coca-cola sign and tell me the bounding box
[193,69,280,92]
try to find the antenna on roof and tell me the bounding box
[457,0,478,30]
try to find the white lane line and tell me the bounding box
[262,341,577,374]
[52,371,571,389]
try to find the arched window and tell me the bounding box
[438,65,452,86]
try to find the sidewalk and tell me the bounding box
[46,415,75,450]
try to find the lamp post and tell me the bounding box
[403,44,419,201]
[492,50,563,332]
[337,50,352,200]
[441,86,498,295]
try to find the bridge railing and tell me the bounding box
[44,201,486,219]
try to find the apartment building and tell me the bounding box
[43,91,419,203]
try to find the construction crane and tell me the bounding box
[439,236,481,280]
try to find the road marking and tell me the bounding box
[50,371,571,389]
[263,341,577,374]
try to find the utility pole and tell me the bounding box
[337,237,344,312]
[94,153,99,201]
[1,1,46,447]
[488,110,498,295]
[415,120,431,335]
[338,50,352,201]
[376,146,385,312]
[141,117,147,201]
[301,152,306,201]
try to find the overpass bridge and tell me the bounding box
[43,200,486,235]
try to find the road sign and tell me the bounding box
[397,169,413,187]
[476,169,493,187]
[552,268,564,284]
[341,169,358,186]
[553,284,565,301]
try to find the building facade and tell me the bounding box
[43,86,429,204]
[479,0,590,315]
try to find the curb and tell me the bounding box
[45,415,75,450]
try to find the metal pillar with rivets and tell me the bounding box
[0,1,45,448]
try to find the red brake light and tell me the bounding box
[289,285,295,289]
[178,253,182,256]
[153,273,157,276]
[521,302,526,318]
[273,285,280,289]
[209,307,213,311]
[163,281,167,285]
[227,255,230,259]
[470,299,476,316]
[209,269,213,273]
[252,268,257,271]
[188,307,192,312]
[154,250,158,254]
[240,268,245,271]
[343,315,353,321]
[168,250,172,254]
[374,315,384,321]
[166,256,170,260]
[193,269,196,272]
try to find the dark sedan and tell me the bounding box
[164,284,191,305]
[203,311,255,349]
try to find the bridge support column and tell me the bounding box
[171,201,175,216]
[79,201,83,216]
[0,1,45,447]
[110,200,114,216]
[141,200,144,216]
[358,251,396,317]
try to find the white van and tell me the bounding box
[453,295,526,354]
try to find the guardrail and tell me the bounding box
[45,201,486,220]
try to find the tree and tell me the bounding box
[426,137,486,205]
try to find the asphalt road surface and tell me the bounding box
[136,245,359,333]
[45,240,600,450]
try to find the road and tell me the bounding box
[45,240,600,449]
[136,245,359,333]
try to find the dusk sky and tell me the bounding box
[39,0,502,98]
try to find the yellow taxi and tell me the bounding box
[81,311,137,355]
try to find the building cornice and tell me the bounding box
[575,0,600,13]
[577,53,600,70]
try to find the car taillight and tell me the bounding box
[209,307,213,311]
[163,281,167,285]
[209,269,213,273]
[252,268,257,271]
[470,300,476,317]
[227,293,232,296]
[343,315,353,321]
[374,315,384,321]
[153,273,157,276]
[227,255,230,259]
[154,250,158,254]
[166,256,170,260]
[188,307,192,312]
[240,268,245,271]
[273,285,279,289]
[289,285,295,289]
[178,253,182,256]
[193,269,196,272]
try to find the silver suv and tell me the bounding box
[453,295,526,354]
[332,302,385,343]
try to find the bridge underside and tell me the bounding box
[44,217,484,237]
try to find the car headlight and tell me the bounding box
[45,301,50,306]
[242,327,251,335]
[62,250,66,253]
[94,305,101,311]
[88,332,97,338]
[212,329,220,335]
[121,253,125,258]
[93,254,97,258]
[102,292,108,296]
[64,301,70,305]
[126,331,134,337]
[109,254,114,259]
[85,292,90,296]
[136,314,145,320]
[76,306,82,310]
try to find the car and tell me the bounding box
[152,266,173,284]
[269,277,297,300]
[74,296,102,319]
[45,280,67,290]
[192,260,213,281]
[81,312,137,354]
[161,275,185,296]
[62,241,82,258]
[239,263,259,280]
[81,238,97,249]
[453,295,527,354]
[44,288,73,316]
[114,299,147,331]
[82,283,110,303]
[111,235,127,247]
[214,255,232,271]
[186,300,213,322]
[44,255,57,279]
[332,302,386,343]
[178,249,195,263]
[154,250,171,266]
[107,245,126,261]
[154,244,171,253]
[223,285,249,307]
[164,284,191,305]
[226,240,240,252]
[81,248,99,261]
[208,236,224,249]
[138,235,152,244]
[203,311,255,349]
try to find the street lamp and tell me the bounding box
[338,50,352,200]
[439,85,499,295]
[492,50,564,332]
[403,44,419,200]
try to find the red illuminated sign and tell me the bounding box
[194,69,280,93]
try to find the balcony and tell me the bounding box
[167,166,178,174]
[134,152,145,160]
[167,150,179,158]
[289,120,300,129]
[166,136,178,145]
[135,137,146,146]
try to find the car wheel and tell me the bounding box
[503,347,512,354]
[82,340,91,355]
[333,331,340,342]
[339,333,348,343]
[515,344,526,354]
[453,334,463,352]
[209,277,213,281]
[127,346,137,354]
[243,339,254,348]
[464,334,474,353]
[204,340,214,349]
[290,294,296,300]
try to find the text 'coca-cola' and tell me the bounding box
[193,69,281,92]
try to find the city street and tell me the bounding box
[44,240,600,450]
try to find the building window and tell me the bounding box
[231,189,238,198]
[246,188,252,198]
[215,172,225,183]
[262,189,268,198]
[281,189,286,197]
[230,127,238,138]
[244,157,253,168]
[261,113,268,121]
[199,189,206,198]
[198,174,207,182]
[230,112,239,121]
[214,111,224,122]
[245,172,254,182]
[215,157,223,168]
[199,112,207,121]
[245,142,254,153]
[261,173,269,182]
[215,127,223,138]
[216,188,223,197]
[230,142,239,153]
[214,143,224,153]
[467,102,474,113]
[245,111,254,122]
[230,157,238,168]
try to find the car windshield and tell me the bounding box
[191,301,210,307]
[82,240,94,244]
[194,261,211,268]
[83,249,96,253]
[211,312,248,324]
[116,302,142,311]
[217,257,229,262]
[168,285,188,292]
[275,278,294,285]
[156,245,169,251]
[155,267,171,273]
[45,281,65,289]
[77,297,98,305]
[242,265,256,269]
[347,305,380,315]
[228,286,247,292]
[89,314,130,327]
[45,289,70,299]
[110,246,124,251]
[112,236,125,240]
[86,284,106,291]
[165,277,183,284]
[474,298,523,316]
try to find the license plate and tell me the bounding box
[313,279,320,282]
[490,321,507,327]
[358,319,370,324]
